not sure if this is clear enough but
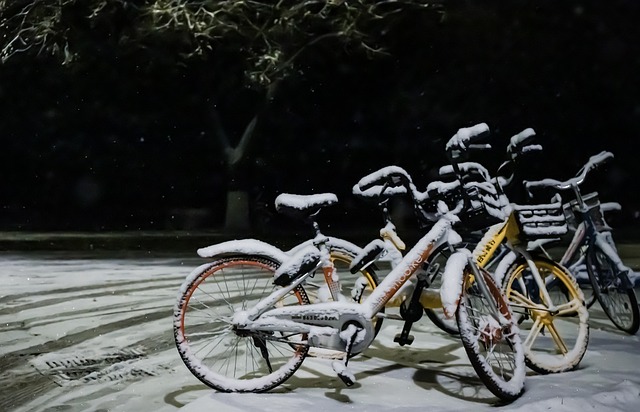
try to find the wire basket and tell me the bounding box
[422,181,506,232]
[562,192,608,231]
[513,201,568,239]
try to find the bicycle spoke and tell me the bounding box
[523,317,544,351]
[545,322,569,354]
[554,298,583,316]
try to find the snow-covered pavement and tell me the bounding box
[1,251,639,412]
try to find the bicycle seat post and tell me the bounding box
[306,212,329,247]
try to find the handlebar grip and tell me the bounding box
[445,123,490,151]
[468,143,492,151]
[587,151,614,168]
[520,144,543,153]
[509,128,536,150]
[356,165,412,192]
[523,178,561,192]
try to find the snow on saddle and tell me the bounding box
[274,193,338,219]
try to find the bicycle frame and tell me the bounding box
[234,212,497,356]
[175,124,526,400]
[556,185,630,282]
[472,213,559,313]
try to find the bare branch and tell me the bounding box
[1,0,444,86]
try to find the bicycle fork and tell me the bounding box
[593,233,634,290]
[512,245,560,315]
[465,255,504,322]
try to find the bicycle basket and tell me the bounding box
[562,192,608,231]
[513,201,568,239]
[423,181,505,232]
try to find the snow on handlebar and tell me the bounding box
[354,165,416,198]
[524,151,614,193]
[508,128,536,151]
[445,123,490,151]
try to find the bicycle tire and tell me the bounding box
[423,244,460,335]
[174,255,311,392]
[586,245,639,334]
[456,267,526,402]
[565,252,597,309]
[502,256,590,374]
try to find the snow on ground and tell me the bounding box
[1,251,639,412]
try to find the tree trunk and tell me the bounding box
[213,82,278,233]
[224,190,251,232]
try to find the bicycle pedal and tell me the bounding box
[332,361,356,387]
[393,333,415,346]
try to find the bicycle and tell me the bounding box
[174,194,385,350]
[349,166,462,339]
[353,125,589,374]
[438,126,590,374]
[523,151,639,334]
[410,127,544,335]
[541,201,623,307]
[173,124,526,401]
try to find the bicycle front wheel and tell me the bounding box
[456,268,526,402]
[502,256,589,374]
[586,245,639,334]
[174,255,310,392]
[423,244,459,335]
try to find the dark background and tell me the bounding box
[1,1,639,239]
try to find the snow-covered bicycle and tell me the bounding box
[407,127,545,335]
[524,151,639,334]
[346,127,533,336]
[353,125,589,374]
[173,125,526,401]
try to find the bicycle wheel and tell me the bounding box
[456,267,526,402]
[423,244,460,335]
[586,245,639,334]
[565,252,597,309]
[502,256,589,374]
[174,255,311,392]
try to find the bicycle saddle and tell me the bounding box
[274,193,338,219]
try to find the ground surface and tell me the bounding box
[1,249,639,412]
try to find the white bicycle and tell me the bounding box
[173,124,526,401]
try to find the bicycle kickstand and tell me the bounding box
[394,272,429,346]
[331,323,362,386]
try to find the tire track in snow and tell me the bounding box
[0,254,193,411]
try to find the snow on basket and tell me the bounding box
[513,200,568,239]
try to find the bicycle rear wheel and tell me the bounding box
[174,255,310,392]
[586,245,639,334]
[456,268,525,402]
[502,256,589,374]
[565,252,597,309]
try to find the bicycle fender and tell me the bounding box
[594,233,630,274]
[197,239,288,263]
[274,245,321,286]
[349,239,386,274]
[493,250,518,286]
[440,249,472,319]
[287,236,361,256]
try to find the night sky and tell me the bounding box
[1,1,639,236]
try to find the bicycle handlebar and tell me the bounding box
[439,162,491,182]
[508,128,536,154]
[354,165,415,197]
[445,123,490,154]
[524,151,614,192]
